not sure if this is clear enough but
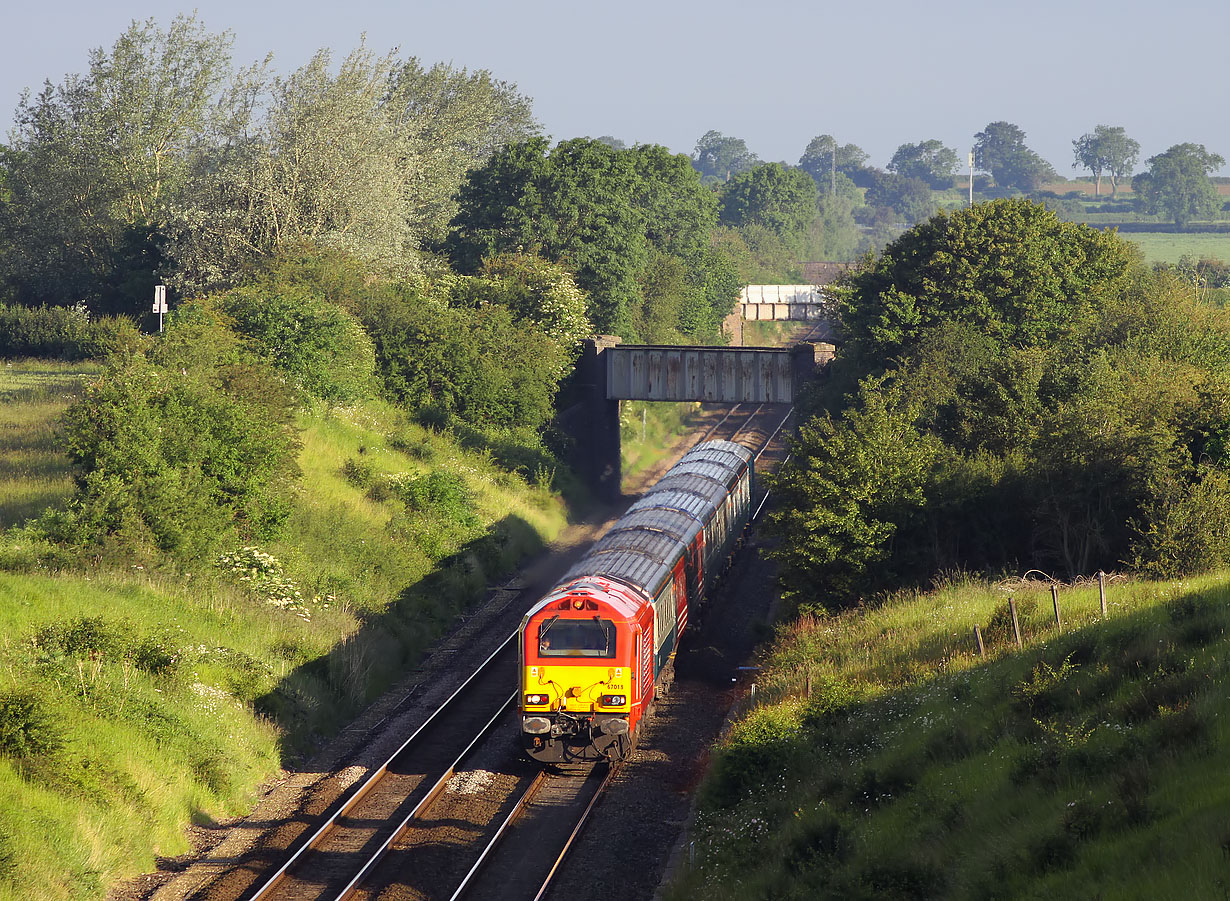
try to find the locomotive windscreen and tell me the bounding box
[537,617,617,658]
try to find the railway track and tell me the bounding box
[446,764,612,901]
[226,327,829,901]
[244,635,520,901]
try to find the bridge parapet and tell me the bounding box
[605,342,834,404]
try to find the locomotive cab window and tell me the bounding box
[538,617,617,658]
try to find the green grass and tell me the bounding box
[0,361,98,530]
[0,377,569,901]
[669,572,1230,900]
[1122,232,1230,265]
[620,401,705,488]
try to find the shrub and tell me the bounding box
[51,309,299,561]
[398,471,478,525]
[36,615,123,661]
[0,691,60,758]
[0,303,133,360]
[216,285,377,402]
[358,286,568,433]
[1130,464,1230,578]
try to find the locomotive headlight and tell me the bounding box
[524,693,549,706]
[600,694,626,707]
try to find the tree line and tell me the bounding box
[689,123,1227,231]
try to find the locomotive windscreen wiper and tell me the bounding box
[538,615,560,648]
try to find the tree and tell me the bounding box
[864,171,937,225]
[766,376,939,606]
[717,163,817,251]
[386,60,539,243]
[170,44,421,293]
[168,48,538,293]
[973,121,1056,193]
[448,138,646,335]
[799,135,870,192]
[1132,143,1226,230]
[691,131,759,182]
[888,140,960,188]
[0,14,233,313]
[839,199,1136,361]
[1072,125,1140,197]
[448,138,734,340]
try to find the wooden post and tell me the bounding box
[1009,596,1023,648]
[1051,584,1061,630]
[805,672,812,699]
[1098,570,1107,617]
[974,624,985,657]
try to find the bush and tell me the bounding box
[1130,464,1230,578]
[0,303,134,360]
[359,286,567,433]
[215,285,377,402]
[50,308,299,561]
[0,691,60,758]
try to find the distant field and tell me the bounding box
[0,359,97,529]
[1121,232,1230,264]
[1039,181,1230,197]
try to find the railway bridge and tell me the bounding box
[564,337,836,500]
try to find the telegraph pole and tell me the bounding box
[969,151,975,207]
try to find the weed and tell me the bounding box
[1113,759,1154,826]
[785,809,852,872]
[924,721,981,763]
[858,855,948,899]
[1028,828,1076,872]
[1062,796,1109,841]
[984,596,1036,646]
[339,458,374,489]
[1013,653,1079,717]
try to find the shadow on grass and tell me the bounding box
[254,513,542,765]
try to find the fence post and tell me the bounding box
[1098,570,1107,617]
[974,624,985,657]
[1051,584,1062,630]
[1009,596,1023,648]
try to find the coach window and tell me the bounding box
[538,617,617,658]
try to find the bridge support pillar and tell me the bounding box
[575,336,623,502]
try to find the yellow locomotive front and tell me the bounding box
[519,583,650,763]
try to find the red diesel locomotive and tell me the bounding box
[519,439,754,763]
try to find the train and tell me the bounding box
[518,439,755,763]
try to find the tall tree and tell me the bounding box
[386,60,539,243]
[1132,143,1226,230]
[691,130,759,182]
[449,139,736,341]
[0,14,233,313]
[170,44,420,293]
[887,140,960,188]
[799,135,870,192]
[839,198,1135,362]
[717,163,817,251]
[973,121,1056,193]
[864,171,937,225]
[1072,125,1140,196]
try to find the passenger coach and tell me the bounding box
[519,439,753,763]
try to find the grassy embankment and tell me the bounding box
[0,360,569,901]
[668,572,1230,899]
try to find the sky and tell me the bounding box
[6,0,1230,175]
